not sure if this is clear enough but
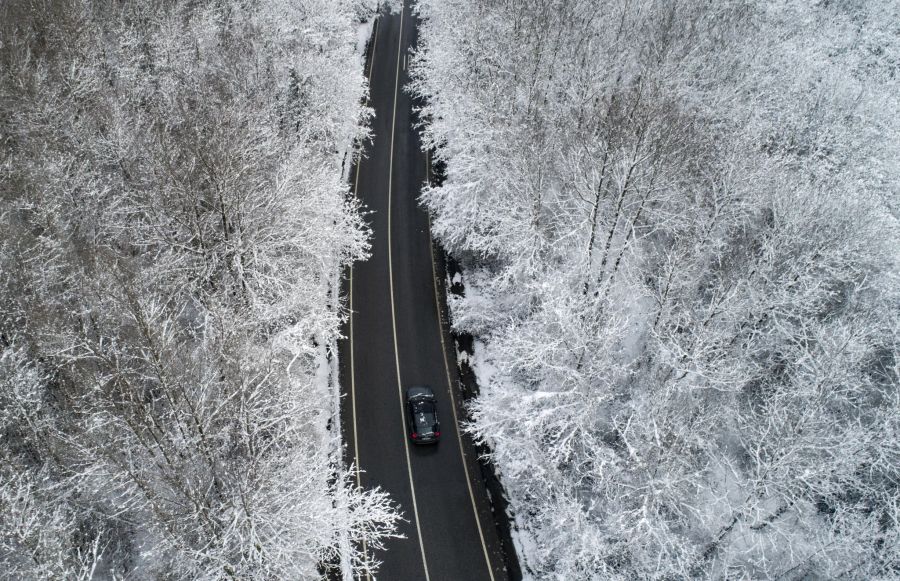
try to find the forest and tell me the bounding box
[412,0,900,578]
[0,0,400,578]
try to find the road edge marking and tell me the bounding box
[350,14,379,581]
[425,151,498,581]
[352,4,380,494]
[386,3,432,580]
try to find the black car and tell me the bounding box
[406,386,441,444]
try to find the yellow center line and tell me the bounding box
[426,151,498,581]
[386,3,432,580]
[350,15,379,581]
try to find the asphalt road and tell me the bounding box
[339,3,508,581]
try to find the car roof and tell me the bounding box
[412,399,435,410]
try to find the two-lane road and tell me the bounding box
[339,3,507,580]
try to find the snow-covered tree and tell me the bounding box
[412,0,900,578]
[0,0,398,578]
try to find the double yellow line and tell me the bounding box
[350,3,497,580]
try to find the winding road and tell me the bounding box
[339,3,509,580]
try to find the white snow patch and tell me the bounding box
[469,338,498,385]
[355,20,375,60]
[340,16,378,185]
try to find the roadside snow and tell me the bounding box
[465,335,536,581]
[339,17,378,185]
